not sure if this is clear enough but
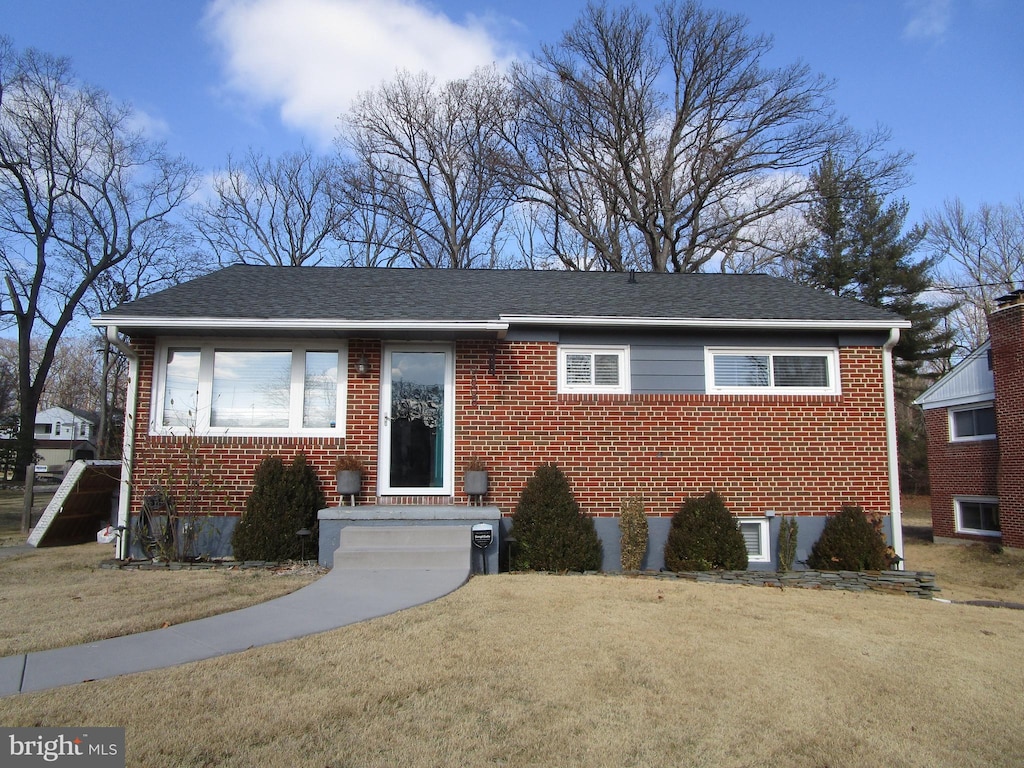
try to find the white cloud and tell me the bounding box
[204,0,519,146]
[126,106,171,140]
[903,0,953,41]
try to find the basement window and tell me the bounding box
[954,497,1000,537]
[738,518,771,563]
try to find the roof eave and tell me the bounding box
[91,316,512,335]
[92,314,909,334]
[499,315,911,331]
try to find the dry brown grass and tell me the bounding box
[1,573,1022,768]
[899,494,1024,604]
[0,487,55,545]
[0,543,321,655]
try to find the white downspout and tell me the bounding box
[106,326,138,561]
[883,327,904,569]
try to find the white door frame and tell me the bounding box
[378,343,455,496]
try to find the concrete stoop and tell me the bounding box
[334,525,473,571]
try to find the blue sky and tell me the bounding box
[5,0,1023,223]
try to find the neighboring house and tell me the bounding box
[916,290,1024,548]
[92,266,909,570]
[32,406,98,470]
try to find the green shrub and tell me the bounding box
[777,515,799,573]
[510,463,603,572]
[232,454,325,561]
[806,505,892,571]
[619,496,648,571]
[663,491,748,571]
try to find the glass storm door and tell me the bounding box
[380,346,454,495]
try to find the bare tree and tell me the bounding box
[509,1,877,272]
[340,66,522,269]
[191,145,346,267]
[0,41,198,476]
[926,197,1024,353]
[334,162,416,267]
[40,335,102,412]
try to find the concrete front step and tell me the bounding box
[335,525,472,571]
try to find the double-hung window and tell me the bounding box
[706,348,839,395]
[558,346,629,394]
[949,404,996,441]
[155,341,346,436]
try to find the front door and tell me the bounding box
[379,345,454,495]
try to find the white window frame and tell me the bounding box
[954,496,1000,537]
[738,518,771,563]
[151,339,347,437]
[705,347,840,395]
[949,403,997,442]
[557,346,630,394]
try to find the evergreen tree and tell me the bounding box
[796,154,956,380]
[795,155,956,491]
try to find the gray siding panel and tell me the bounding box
[631,343,705,394]
[547,329,865,396]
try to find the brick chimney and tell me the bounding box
[989,290,1024,548]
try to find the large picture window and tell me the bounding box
[153,341,346,436]
[706,348,839,395]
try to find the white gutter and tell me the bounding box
[105,326,138,561]
[91,317,511,335]
[91,314,911,335]
[500,315,912,331]
[883,327,904,569]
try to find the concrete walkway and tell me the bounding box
[0,525,472,697]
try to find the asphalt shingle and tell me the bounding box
[95,265,904,326]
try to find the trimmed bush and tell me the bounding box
[510,463,603,572]
[619,496,648,571]
[663,491,748,571]
[806,505,891,571]
[232,454,325,561]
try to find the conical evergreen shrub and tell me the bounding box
[663,491,748,571]
[807,505,891,571]
[232,454,325,561]
[510,463,603,571]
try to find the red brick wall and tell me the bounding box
[125,337,893,521]
[922,407,999,542]
[990,301,1024,548]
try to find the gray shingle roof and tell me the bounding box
[93,265,907,330]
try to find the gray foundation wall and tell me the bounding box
[592,514,893,573]
[125,510,895,575]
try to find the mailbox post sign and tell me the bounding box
[471,523,493,574]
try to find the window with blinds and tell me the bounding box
[707,348,838,394]
[155,341,345,436]
[558,347,629,393]
[738,519,771,563]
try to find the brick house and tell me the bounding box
[92,266,909,571]
[916,290,1024,548]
